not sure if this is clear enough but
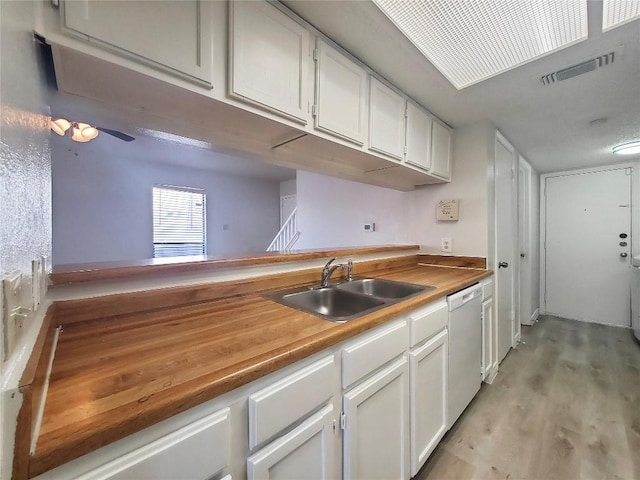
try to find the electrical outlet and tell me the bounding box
[441,237,453,253]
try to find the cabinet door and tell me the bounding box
[343,356,409,480]
[247,404,338,480]
[368,77,406,160]
[430,120,452,180]
[405,101,432,171]
[314,40,368,145]
[409,330,447,476]
[481,298,493,382]
[74,408,230,480]
[229,0,310,123]
[62,0,213,86]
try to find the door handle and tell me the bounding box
[620,252,628,258]
[498,262,509,268]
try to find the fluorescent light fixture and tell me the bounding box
[137,128,213,149]
[603,0,640,31]
[613,141,640,155]
[373,0,588,89]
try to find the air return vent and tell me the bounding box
[540,51,616,85]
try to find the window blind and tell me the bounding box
[152,185,206,258]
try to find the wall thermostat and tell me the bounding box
[364,223,376,232]
[436,199,459,221]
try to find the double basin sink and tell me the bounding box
[267,278,434,323]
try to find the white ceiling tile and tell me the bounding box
[603,0,640,31]
[373,0,589,89]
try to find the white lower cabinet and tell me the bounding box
[409,329,448,476]
[247,404,338,480]
[73,408,230,480]
[342,356,410,480]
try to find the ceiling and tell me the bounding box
[283,0,640,173]
[49,93,297,182]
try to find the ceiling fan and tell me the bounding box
[50,118,135,143]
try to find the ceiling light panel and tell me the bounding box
[603,0,640,31]
[373,0,588,89]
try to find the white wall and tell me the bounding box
[52,138,281,265]
[280,178,296,197]
[404,122,493,257]
[295,171,408,249]
[1,0,52,475]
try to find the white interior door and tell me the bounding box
[495,134,517,362]
[544,167,632,327]
[280,195,296,227]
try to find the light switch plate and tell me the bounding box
[3,271,23,360]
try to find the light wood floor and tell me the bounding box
[415,315,640,480]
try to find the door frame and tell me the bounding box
[539,163,635,315]
[494,131,519,348]
[518,156,532,327]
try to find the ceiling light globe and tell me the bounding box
[50,118,71,136]
[80,126,99,140]
[71,127,92,143]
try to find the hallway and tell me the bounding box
[416,316,640,480]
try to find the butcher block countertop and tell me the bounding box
[32,263,491,476]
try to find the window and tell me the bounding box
[152,185,206,258]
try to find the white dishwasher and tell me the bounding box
[447,283,482,428]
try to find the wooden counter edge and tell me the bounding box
[50,245,420,285]
[31,269,492,476]
[13,310,56,480]
[418,254,487,269]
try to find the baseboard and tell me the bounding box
[483,368,498,384]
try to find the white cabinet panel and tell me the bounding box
[249,355,335,449]
[342,319,408,389]
[405,101,432,171]
[430,120,452,180]
[409,329,447,476]
[247,404,338,480]
[315,40,368,145]
[482,297,497,382]
[407,299,448,348]
[343,356,410,480]
[368,77,406,160]
[62,0,213,85]
[229,0,310,123]
[74,408,230,480]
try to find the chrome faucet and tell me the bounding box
[346,259,353,281]
[321,258,345,287]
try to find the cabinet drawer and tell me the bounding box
[342,319,408,389]
[74,408,230,480]
[408,300,448,348]
[249,355,335,449]
[481,278,494,300]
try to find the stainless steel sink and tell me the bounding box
[271,287,386,323]
[336,278,434,299]
[266,277,433,323]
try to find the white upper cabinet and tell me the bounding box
[368,77,406,160]
[430,120,453,180]
[229,0,310,123]
[314,40,368,145]
[61,0,213,86]
[405,101,433,171]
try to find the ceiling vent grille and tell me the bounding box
[540,51,616,85]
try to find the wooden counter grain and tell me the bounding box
[31,264,491,477]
